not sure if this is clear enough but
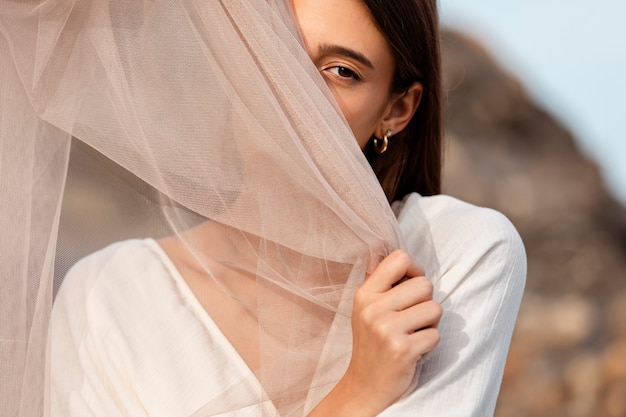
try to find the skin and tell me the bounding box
[291,0,442,415]
[308,251,442,417]
[291,0,423,148]
[162,0,442,415]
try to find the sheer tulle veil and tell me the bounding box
[0,1,435,415]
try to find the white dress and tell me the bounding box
[49,194,526,417]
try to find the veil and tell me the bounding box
[0,0,433,416]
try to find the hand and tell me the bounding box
[307,250,441,417]
[343,250,442,415]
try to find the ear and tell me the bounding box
[377,82,423,137]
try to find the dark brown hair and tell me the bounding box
[361,0,443,202]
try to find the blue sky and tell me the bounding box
[439,0,626,204]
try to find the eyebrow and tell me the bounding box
[317,44,374,69]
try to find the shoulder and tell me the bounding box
[61,239,161,279]
[395,193,522,245]
[52,238,175,331]
[394,193,524,256]
[56,238,165,299]
[393,193,526,290]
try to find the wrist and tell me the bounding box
[307,375,383,417]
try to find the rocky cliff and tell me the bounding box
[441,30,626,417]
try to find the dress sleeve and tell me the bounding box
[384,194,526,416]
[48,239,268,417]
[48,244,151,417]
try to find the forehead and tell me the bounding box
[290,0,392,64]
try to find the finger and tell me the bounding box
[363,250,423,293]
[382,276,434,311]
[402,251,424,278]
[394,300,443,334]
[407,327,441,358]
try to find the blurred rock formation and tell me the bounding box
[440,30,626,417]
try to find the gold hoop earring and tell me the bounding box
[373,130,392,154]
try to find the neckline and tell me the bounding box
[142,238,278,414]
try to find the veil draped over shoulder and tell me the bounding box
[0,1,435,416]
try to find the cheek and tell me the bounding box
[332,90,387,149]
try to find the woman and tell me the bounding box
[0,0,525,416]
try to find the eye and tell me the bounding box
[327,66,361,81]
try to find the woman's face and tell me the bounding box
[290,0,406,149]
